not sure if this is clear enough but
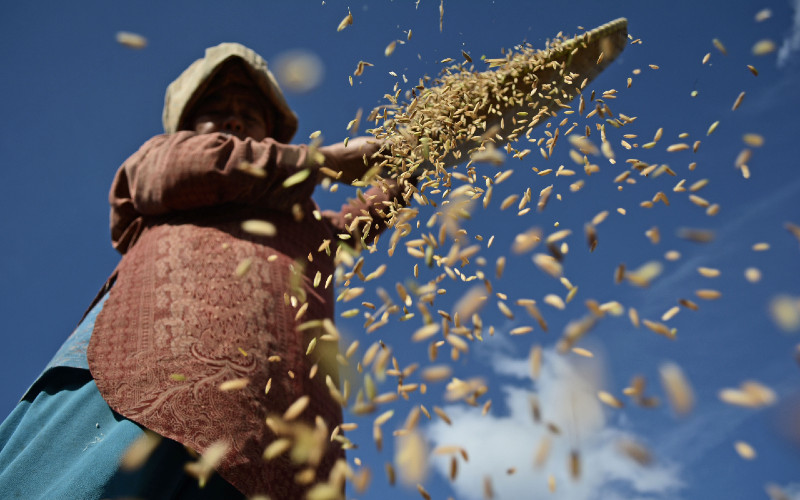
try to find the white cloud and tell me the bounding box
[778,0,800,67]
[423,349,685,500]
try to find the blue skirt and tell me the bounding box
[0,368,245,500]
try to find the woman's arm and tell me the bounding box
[109,131,317,251]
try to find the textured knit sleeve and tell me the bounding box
[322,177,412,247]
[110,131,316,252]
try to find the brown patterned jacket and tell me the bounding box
[88,130,404,498]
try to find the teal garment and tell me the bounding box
[45,292,109,371]
[0,369,142,499]
[20,292,108,402]
[0,369,245,500]
[1,292,246,500]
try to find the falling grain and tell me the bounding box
[695,289,722,300]
[544,294,566,310]
[732,92,745,111]
[697,267,721,278]
[385,40,397,57]
[337,9,353,31]
[120,431,162,470]
[219,378,250,391]
[116,31,148,49]
[743,133,765,147]
[572,347,594,358]
[712,38,728,55]
[598,390,624,408]
[284,395,310,421]
[744,267,762,283]
[734,441,756,460]
[241,220,277,237]
[752,39,776,55]
[659,362,694,416]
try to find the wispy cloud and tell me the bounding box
[423,349,685,500]
[778,0,800,67]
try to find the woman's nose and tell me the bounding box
[222,116,244,134]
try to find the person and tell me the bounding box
[0,42,411,499]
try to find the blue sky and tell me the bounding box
[2,1,800,499]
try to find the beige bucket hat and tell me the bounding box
[162,42,298,143]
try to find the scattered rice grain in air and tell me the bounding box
[120,431,162,470]
[752,39,776,55]
[661,306,680,321]
[533,253,563,278]
[337,8,353,31]
[219,377,250,391]
[184,441,229,486]
[719,380,777,407]
[598,391,624,408]
[744,267,762,283]
[544,294,566,310]
[665,250,681,261]
[530,345,542,379]
[696,289,722,300]
[697,267,721,278]
[234,258,252,278]
[743,133,765,147]
[643,319,676,339]
[237,161,266,177]
[116,31,148,49]
[645,226,660,244]
[734,441,757,460]
[629,307,640,328]
[272,50,325,93]
[752,242,770,251]
[732,92,746,110]
[385,40,397,57]
[712,38,728,55]
[689,195,710,208]
[241,220,277,237]
[572,347,594,358]
[421,365,452,383]
[678,228,715,243]
[283,395,310,421]
[512,227,542,254]
[786,222,800,247]
[395,431,428,486]
[660,362,694,415]
[510,326,533,335]
[666,143,690,152]
[497,300,515,319]
[569,450,581,480]
[769,295,800,331]
[755,8,772,21]
[617,439,652,466]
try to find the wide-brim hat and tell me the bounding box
[162,42,298,143]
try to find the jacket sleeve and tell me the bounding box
[109,131,316,252]
[322,177,413,248]
[320,136,416,247]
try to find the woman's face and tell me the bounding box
[188,63,273,141]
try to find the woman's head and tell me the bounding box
[162,43,298,143]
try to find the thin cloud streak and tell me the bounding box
[777,0,800,67]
